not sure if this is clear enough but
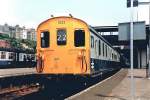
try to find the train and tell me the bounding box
[36,16,121,79]
[0,48,36,68]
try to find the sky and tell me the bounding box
[0,0,149,28]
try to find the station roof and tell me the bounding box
[93,25,150,33]
[92,25,148,49]
[93,26,118,32]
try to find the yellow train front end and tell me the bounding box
[36,16,90,76]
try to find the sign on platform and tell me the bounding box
[118,21,146,41]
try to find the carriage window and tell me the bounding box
[57,29,66,45]
[95,40,97,50]
[106,45,107,57]
[114,54,117,60]
[9,52,14,59]
[91,36,94,48]
[112,53,114,59]
[1,52,6,59]
[41,31,49,48]
[31,55,35,61]
[103,43,104,56]
[99,40,101,56]
[74,30,85,47]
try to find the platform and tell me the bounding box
[67,69,150,100]
[0,68,36,78]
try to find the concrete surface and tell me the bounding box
[0,68,36,78]
[67,69,150,100]
[105,69,150,100]
[67,69,128,100]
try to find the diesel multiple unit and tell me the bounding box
[36,16,120,78]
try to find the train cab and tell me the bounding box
[36,16,91,75]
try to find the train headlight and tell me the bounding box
[91,65,94,69]
[91,62,94,69]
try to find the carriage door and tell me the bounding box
[74,29,87,73]
[37,31,50,73]
[41,31,49,48]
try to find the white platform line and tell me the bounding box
[0,72,36,78]
[65,69,123,100]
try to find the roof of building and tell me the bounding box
[93,25,150,33]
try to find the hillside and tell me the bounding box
[0,34,36,50]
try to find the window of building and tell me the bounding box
[91,36,94,48]
[99,40,101,56]
[74,29,85,47]
[1,52,6,59]
[57,29,66,45]
[41,31,49,48]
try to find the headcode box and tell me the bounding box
[118,21,146,41]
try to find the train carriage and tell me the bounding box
[0,48,36,68]
[36,16,120,78]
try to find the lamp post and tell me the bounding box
[130,1,134,99]
[127,0,138,99]
[127,0,150,99]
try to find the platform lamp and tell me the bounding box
[127,0,138,7]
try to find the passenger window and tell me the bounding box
[91,36,94,48]
[74,29,85,47]
[95,40,97,50]
[9,52,14,59]
[99,40,101,56]
[1,51,6,59]
[112,53,114,59]
[57,29,66,45]
[103,43,105,56]
[105,45,107,57]
[41,31,49,48]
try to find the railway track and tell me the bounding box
[0,73,41,100]
[0,69,120,100]
[0,84,40,100]
[19,69,120,100]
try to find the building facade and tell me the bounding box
[0,24,36,41]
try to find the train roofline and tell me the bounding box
[37,16,88,30]
[89,26,119,54]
